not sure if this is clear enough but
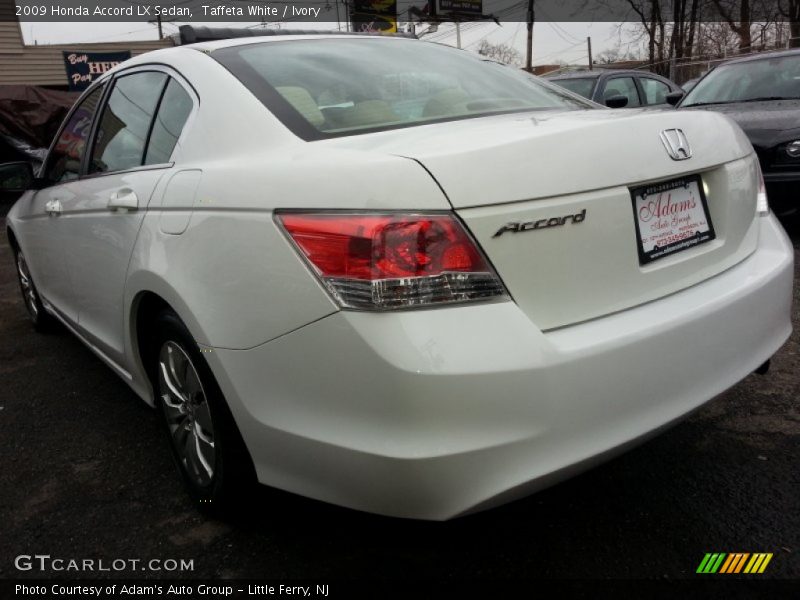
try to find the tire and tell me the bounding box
[14,248,58,332]
[150,309,255,512]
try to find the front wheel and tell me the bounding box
[14,249,57,332]
[152,310,255,511]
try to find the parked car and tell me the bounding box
[547,69,683,108]
[3,34,794,520]
[677,49,800,217]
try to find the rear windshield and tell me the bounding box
[212,38,591,140]
[549,77,597,100]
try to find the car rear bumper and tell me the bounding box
[207,214,794,520]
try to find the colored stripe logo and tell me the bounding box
[697,553,773,574]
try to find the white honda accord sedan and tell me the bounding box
[3,34,794,520]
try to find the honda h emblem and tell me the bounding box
[660,129,692,161]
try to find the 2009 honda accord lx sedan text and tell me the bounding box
[3,34,794,520]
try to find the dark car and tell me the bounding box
[677,49,800,217]
[547,69,683,108]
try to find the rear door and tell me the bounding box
[58,67,196,365]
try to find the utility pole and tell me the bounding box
[525,0,534,71]
[455,21,461,48]
[587,36,592,70]
[156,14,163,40]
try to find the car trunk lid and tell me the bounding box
[321,109,760,329]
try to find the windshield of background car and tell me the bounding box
[212,38,592,139]
[550,77,597,99]
[682,54,800,106]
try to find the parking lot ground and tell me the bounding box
[0,212,798,585]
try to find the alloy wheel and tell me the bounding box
[16,252,39,320]
[158,341,216,487]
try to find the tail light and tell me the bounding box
[276,212,507,310]
[756,161,769,216]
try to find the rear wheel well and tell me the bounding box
[134,292,173,392]
[134,292,258,506]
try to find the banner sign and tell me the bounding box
[438,0,483,15]
[62,51,131,91]
[350,0,397,34]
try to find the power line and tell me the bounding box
[510,21,522,48]
[532,39,585,64]
[546,22,581,45]
[464,23,503,49]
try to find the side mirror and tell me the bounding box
[604,94,629,108]
[0,161,35,192]
[666,91,685,106]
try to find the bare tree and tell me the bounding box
[711,0,753,52]
[777,0,800,47]
[624,0,669,74]
[617,0,793,78]
[477,40,523,66]
[595,46,639,64]
[669,0,701,65]
[694,21,740,56]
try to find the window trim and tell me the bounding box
[84,65,198,181]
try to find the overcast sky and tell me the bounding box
[21,20,629,67]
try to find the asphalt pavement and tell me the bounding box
[1,211,798,585]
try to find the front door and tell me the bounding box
[20,84,107,323]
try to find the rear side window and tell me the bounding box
[145,79,193,165]
[603,77,641,107]
[45,84,105,184]
[639,77,671,105]
[90,72,167,174]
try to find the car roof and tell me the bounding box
[548,69,659,80]
[716,47,800,66]
[547,71,600,80]
[178,28,419,53]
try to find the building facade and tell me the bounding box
[0,1,173,88]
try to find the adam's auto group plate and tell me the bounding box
[630,176,716,265]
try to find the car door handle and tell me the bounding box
[44,199,62,216]
[108,189,138,211]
